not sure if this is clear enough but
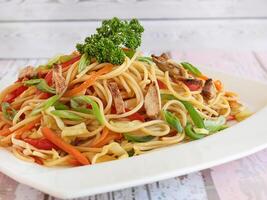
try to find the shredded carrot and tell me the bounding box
[14,118,41,138]
[91,128,122,148]
[64,64,113,97]
[214,80,223,91]
[68,157,81,166]
[41,127,90,165]
[0,128,11,136]
[90,127,109,147]
[199,74,209,81]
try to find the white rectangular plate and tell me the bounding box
[1,68,267,199]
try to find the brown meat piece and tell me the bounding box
[53,66,67,94]
[108,82,125,114]
[201,79,216,100]
[151,53,186,80]
[18,66,36,80]
[144,82,160,118]
[182,79,203,91]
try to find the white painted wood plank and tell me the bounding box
[0,0,267,21]
[1,20,267,58]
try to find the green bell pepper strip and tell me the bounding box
[185,123,205,140]
[78,53,90,73]
[51,110,83,121]
[162,110,183,133]
[160,94,205,129]
[24,79,56,94]
[180,62,202,77]
[124,133,155,143]
[1,102,17,120]
[72,96,104,125]
[31,95,60,116]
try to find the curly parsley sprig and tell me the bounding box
[76,17,144,65]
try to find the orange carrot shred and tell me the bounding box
[64,64,113,97]
[214,80,223,91]
[91,128,122,148]
[41,127,90,165]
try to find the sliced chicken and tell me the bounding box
[151,53,186,80]
[53,65,67,94]
[18,66,36,80]
[201,79,216,100]
[108,82,125,114]
[182,79,203,91]
[144,82,160,119]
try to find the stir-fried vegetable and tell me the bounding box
[124,133,155,143]
[24,138,58,150]
[72,96,104,125]
[31,95,60,116]
[76,17,144,65]
[51,110,83,121]
[1,102,17,121]
[54,102,69,110]
[137,56,154,65]
[185,123,205,140]
[78,53,90,73]
[24,79,56,94]
[180,62,202,77]
[204,116,228,133]
[162,110,183,133]
[41,127,90,165]
[3,85,28,103]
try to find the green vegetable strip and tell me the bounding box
[204,116,228,133]
[160,94,205,129]
[51,110,83,121]
[70,99,93,114]
[72,96,104,125]
[1,102,17,121]
[185,123,205,140]
[137,57,154,65]
[24,79,56,94]
[162,110,183,133]
[123,49,136,59]
[181,101,205,129]
[54,102,69,110]
[78,53,90,73]
[31,95,60,116]
[180,62,202,77]
[124,133,155,143]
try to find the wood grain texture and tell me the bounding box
[0,0,267,21]
[1,20,267,58]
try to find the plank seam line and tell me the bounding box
[1,17,267,23]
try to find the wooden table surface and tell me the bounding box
[1,0,267,199]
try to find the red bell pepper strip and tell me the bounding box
[125,108,145,122]
[157,80,166,89]
[183,82,202,91]
[44,71,53,86]
[24,138,58,150]
[61,55,81,69]
[39,92,52,99]
[227,115,236,121]
[3,86,28,103]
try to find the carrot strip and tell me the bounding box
[214,80,223,91]
[90,127,109,147]
[41,127,90,165]
[14,118,41,138]
[0,128,11,136]
[64,64,113,97]
[91,130,122,148]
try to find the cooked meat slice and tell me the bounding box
[53,66,67,94]
[201,79,216,100]
[108,82,125,114]
[144,82,160,118]
[151,53,185,80]
[18,66,36,80]
[183,79,203,91]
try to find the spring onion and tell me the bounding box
[24,79,56,94]
[124,133,155,143]
[31,95,60,116]
[180,62,202,77]
[137,56,154,65]
[204,116,228,133]
[162,110,183,133]
[1,102,17,120]
[54,102,69,110]
[51,110,83,121]
[78,53,90,73]
[72,96,104,125]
